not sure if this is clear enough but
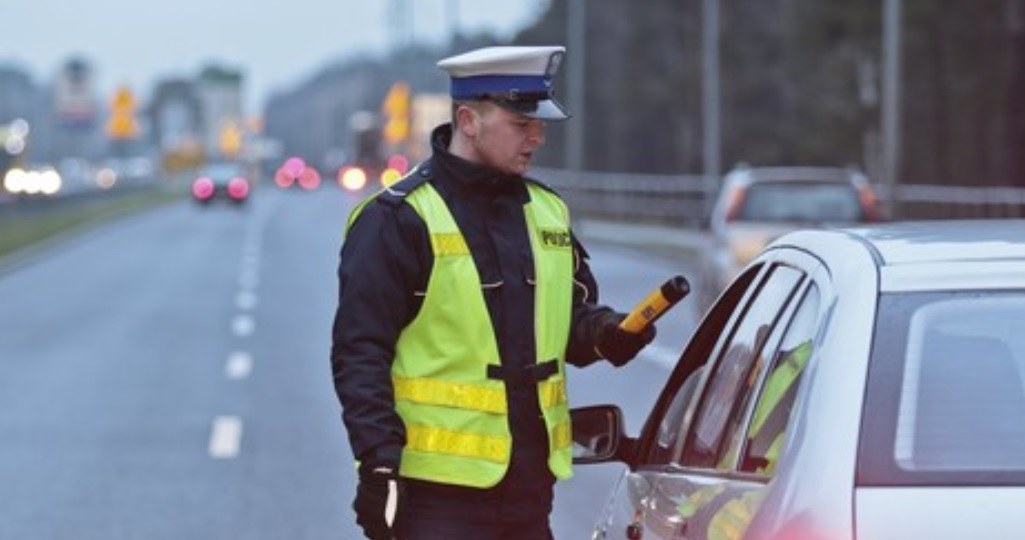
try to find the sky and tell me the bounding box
[1,0,548,114]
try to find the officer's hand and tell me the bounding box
[354,465,404,540]
[596,312,657,367]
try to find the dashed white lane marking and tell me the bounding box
[243,236,262,255]
[239,268,260,290]
[226,351,253,380]
[236,290,258,310]
[643,343,680,369]
[208,416,243,459]
[232,315,255,337]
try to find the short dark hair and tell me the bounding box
[450,99,490,124]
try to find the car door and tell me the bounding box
[592,251,824,540]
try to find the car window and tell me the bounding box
[859,291,1025,486]
[203,163,244,181]
[737,283,820,476]
[679,265,804,469]
[898,295,1025,470]
[644,264,765,466]
[739,182,862,223]
[652,364,706,464]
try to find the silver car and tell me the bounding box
[697,165,882,311]
[573,219,1025,540]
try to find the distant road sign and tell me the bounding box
[55,58,98,127]
[106,86,140,140]
[382,82,411,144]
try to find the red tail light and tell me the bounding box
[274,167,295,188]
[298,167,321,190]
[192,177,215,199]
[387,154,410,175]
[282,157,306,177]
[227,177,249,199]
[725,187,747,222]
[858,185,883,221]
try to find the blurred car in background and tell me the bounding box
[274,156,321,191]
[572,219,1025,540]
[697,165,881,310]
[191,161,250,206]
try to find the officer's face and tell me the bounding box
[467,103,547,176]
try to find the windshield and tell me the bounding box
[860,291,1025,485]
[738,182,864,223]
[201,163,244,182]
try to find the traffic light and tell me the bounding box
[106,86,139,140]
[382,82,411,144]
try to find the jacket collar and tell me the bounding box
[429,124,529,204]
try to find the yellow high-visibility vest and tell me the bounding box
[347,178,574,487]
[745,340,812,474]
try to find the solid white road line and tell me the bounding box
[242,252,260,269]
[239,268,260,290]
[232,315,255,337]
[226,351,253,380]
[208,416,243,459]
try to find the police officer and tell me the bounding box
[330,45,656,540]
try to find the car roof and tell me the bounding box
[845,219,1025,265]
[725,166,865,185]
[771,220,1025,292]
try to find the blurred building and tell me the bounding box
[0,66,37,124]
[150,79,200,151]
[0,66,39,176]
[51,57,101,160]
[264,45,455,174]
[265,60,386,173]
[149,79,202,171]
[196,65,244,160]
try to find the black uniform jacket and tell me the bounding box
[331,124,616,519]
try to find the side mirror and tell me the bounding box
[571,405,626,464]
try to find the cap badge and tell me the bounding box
[545,51,564,78]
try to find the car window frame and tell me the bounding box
[678,264,806,470]
[623,248,827,540]
[633,248,825,476]
[731,281,821,477]
[632,262,770,468]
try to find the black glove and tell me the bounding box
[354,465,404,540]
[596,312,657,367]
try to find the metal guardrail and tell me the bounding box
[893,184,1025,219]
[534,168,709,227]
[535,167,1025,224]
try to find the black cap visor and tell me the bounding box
[494,97,569,120]
[476,91,569,121]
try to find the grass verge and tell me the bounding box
[0,188,183,259]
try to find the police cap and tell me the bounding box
[437,45,569,121]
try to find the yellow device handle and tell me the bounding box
[619,275,690,334]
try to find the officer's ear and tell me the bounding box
[454,101,486,138]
